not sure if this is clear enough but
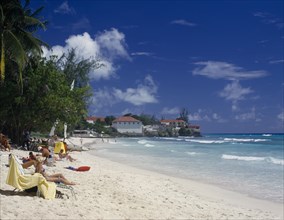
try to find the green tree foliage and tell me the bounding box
[178,127,193,136]
[57,48,101,88]
[0,0,47,89]
[0,53,93,144]
[105,115,116,125]
[177,107,189,124]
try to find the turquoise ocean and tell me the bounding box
[91,133,284,203]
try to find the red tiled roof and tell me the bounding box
[188,125,200,129]
[86,116,105,122]
[113,116,140,123]
[160,119,185,123]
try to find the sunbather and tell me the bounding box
[0,133,11,151]
[36,160,76,185]
[22,152,37,163]
[59,149,76,162]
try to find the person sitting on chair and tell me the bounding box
[58,149,76,162]
[35,161,76,185]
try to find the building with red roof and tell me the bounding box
[86,116,105,124]
[112,116,143,134]
[160,119,186,128]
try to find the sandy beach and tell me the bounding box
[0,137,283,220]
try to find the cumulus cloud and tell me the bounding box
[161,107,180,115]
[171,19,197,27]
[219,81,253,111]
[113,75,158,106]
[188,112,204,121]
[219,81,253,101]
[91,87,117,109]
[54,1,75,14]
[193,61,267,112]
[193,61,267,81]
[96,29,130,60]
[42,29,129,80]
[278,111,284,121]
[188,110,226,123]
[235,107,261,122]
[91,75,158,111]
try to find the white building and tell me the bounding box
[160,119,186,127]
[112,116,143,134]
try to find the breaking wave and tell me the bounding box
[222,154,284,166]
[224,138,268,142]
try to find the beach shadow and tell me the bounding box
[0,189,36,197]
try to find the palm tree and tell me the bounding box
[0,0,47,88]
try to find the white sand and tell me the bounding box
[0,137,283,220]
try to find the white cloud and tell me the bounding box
[96,28,130,60]
[171,19,197,27]
[42,29,129,80]
[91,75,158,111]
[113,75,158,106]
[235,107,261,122]
[188,110,226,123]
[277,111,284,121]
[91,87,118,109]
[54,1,75,14]
[161,107,180,115]
[219,81,253,101]
[253,11,284,29]
[131,52,153,56]
[188,109,211,122]
[219,81,253,111]
[193,61,267,81]
[212,113,227,123]
[269,59,284,64]
[188,112,203,121]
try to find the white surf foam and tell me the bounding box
[222,154,284,166]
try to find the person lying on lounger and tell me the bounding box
[22,152,37,163]
[35,160,76,185]
[58,149,76,162]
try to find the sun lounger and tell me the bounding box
[6,154,56,199]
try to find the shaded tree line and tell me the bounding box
[0,0,98,144]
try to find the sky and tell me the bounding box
[32,0,283,133]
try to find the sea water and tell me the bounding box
[91,134,284,203]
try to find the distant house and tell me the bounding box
[160,119,186,128]
[112,116,143,134]
[86,116,105,124]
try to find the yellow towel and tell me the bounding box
[54,142,66,154]
[6,155,56,199]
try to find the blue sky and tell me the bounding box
[33,0,283,133]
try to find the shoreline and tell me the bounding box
[0,137,283,219]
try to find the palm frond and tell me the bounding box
[0,6,4,24]
[4,30,26,70]
[30,6,44,18]
[24,16,46,31]
[0,40,5,82]
[16,28,48,53]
